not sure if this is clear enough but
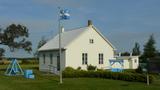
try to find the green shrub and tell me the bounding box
[123,69,136,73]
[87,64,96,71]
[63,67,76,77]
[77,67,81,70]
[63,67,154,83]
[135,66,143,73]
[97,69,104,71]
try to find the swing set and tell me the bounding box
[5,58,24,76]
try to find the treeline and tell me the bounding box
[0,57,38,65]
[5,57,38,61]
[120,34,160,62]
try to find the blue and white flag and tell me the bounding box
[60,9,70,20]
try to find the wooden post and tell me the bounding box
[147,73,149,85]
[146,58,149,85]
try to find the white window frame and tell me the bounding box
[82,53,88,65]
[99,53,103,64]
[89,39,94,44]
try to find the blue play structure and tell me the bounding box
[5,59,24,76]
[5,59,35,79]
[109,59,124,72]
[24,70,35,79]
[111,68,123,72]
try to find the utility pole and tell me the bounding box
[147,73,149,85]
[58,7,70,84]
[146,58,149,85]
[58,7,63,84]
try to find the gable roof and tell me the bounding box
[38,25,116,51]
[38,27,88,51]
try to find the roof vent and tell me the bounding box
[88,20,92,26]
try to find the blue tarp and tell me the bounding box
[111,68,123,72]
[24,70,35,79]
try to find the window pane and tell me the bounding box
[102,54,103,64]
[85,53,87,64]
[99,53,104,64]
[82,53,84,64]
[89,39,94,44]
[99,54,100,64]
[82,53,88,65]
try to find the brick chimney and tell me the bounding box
[88,20,93,26]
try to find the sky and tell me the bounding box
[0,0,160,57]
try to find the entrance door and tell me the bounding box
[57,56,60,71]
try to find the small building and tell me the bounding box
[38,20,116,74]
[110,52,139,70]
[109,55,139,70]
[115,55,139,69]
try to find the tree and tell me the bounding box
[34,36,48,58]
[37,36,48,49]
[135,66,143,73]
[121,52,130,56]
[132,42,141,56]
[0,24,32,58]
[143,34,156,59]
[156,51,160,57]
[0,48,5,60]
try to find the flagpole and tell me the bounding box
[58,7,63,84]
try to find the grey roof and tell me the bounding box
[38,27,88,51]
[38,25,116,51]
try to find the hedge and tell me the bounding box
[63,67,154,83]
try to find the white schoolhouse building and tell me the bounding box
[38,20,139,74]
[38,20,116,74]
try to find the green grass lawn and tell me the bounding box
[0,64,160,90]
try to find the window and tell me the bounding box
[43,54,45,64]
[99,53,103,64]
[50,54,53,64]
[82,53,88,65]
[89,39,94,44]
[135,59,137,63]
